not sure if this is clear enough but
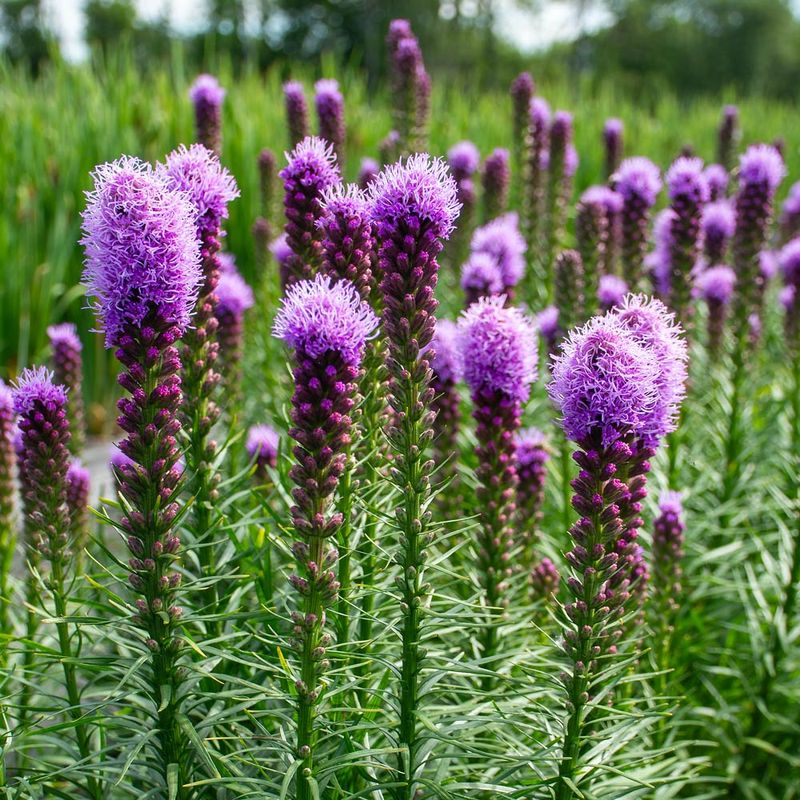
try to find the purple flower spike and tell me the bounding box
[603,118,624,178]
[270,233,293,287]
[530,557,559,601]
[284,81,310,149]
[598,274,628,312]
[315,79,346,167]
[545,111,576,296]
[461,252,504,307]
[189,73,225,156]
[704,164,729,202]
[652,489,686,614]
[0,381,14,539]
[482,148,510,220]
[554,250,585,332]
[470,212,526,299]
[717,104,740,172]
[458,295,538,403]
[548,314,661,448]
[81,157,202,347]
[515,427,550,554]
[698,264,736,305]
[273,273,378,367]
[577,186,623,307]
[448,140,481,182]
[48,322,85,453]
[66,459,90,550]
[614,157,662,290]
[246,423,279,481]
[701,200,735,265]
[780,182,800,244]
[318,183,376,300]
[280,136,342,286]
[387,20,429,153]
[731,144,786,338]
[523,97,551,249]
[511,72,535,191]
[216,268,255,390]
[779,239,800,345]
[358,157,380,190]
[537,305,561,354]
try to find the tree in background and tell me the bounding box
[0,0,54,74]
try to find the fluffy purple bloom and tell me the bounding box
[516,427,549,467]
[448,140,480,182]
[273,273,378,367]
[697,264,736,305]
[582,185,623,215]
[548,314,661,448]
[369,153,460,241]
[780,238,800,286]
[598,274,628,311]
[704,164,728,202]
[461,252,504,306]
[701,200,735,264]
[158,144,239,237]
[429,318,462,384]
[564,145,579,178]
[246,424,279,473]
[482,148,510,219]
[457,295,537,402]
[271,233,293,269]
[667,157,710,205]
[216,269,254,319]
[603,118,624,178]
[615,157,662,207]
[536,305,560,351]
[739,145,785,193]
[12,367,67,423]
[189,73,225,107]
[781,284,796,310]
[314,79,346,165]
[284,81,309,148]
[358,157,380,190]
[470,212,526,292]
[189,74,225,156]
[81,157,202,346]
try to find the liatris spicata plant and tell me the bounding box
[530,557,559,601]
[272,273,377,799]
[271,233,294,290]
[387,20,429,153]
[779,182,800,244]
[554,249,584,331]
[696,265,736,357]
[189,74,224,156]
[730,145,785,341]
[47,322,85,454]
[705,163,729,202]
[448,142,481,264]
[280,136,342,286]
[510,71,535,197]
[13,368,101,799]
[514,427,549,561]
[482,147,510,221]
[651,490,685,617]
[358,157,380,190]
[614,157,661,291]
[81,156,202,795]
[246,423,279,483]
[779,239,800,346]
[701,200,735,266]
[448,140,480,184]
[576,186,622,309]
[368,153,459,797]
[284,80,310,149]
[66,458,90,556]
[665,156,709,327]
[598,274,629,312]
[647,208,676,299]
[603,118,624,179]
[458,295,538,664]
[0,381,14,637]
[470,212,526,301]
[318,183,375,301]
[314,79,346,168]
[253,148,277,272]
[523,97,551,256]
[717,104,740,173]
[379,129,401,166]
[548,305,685,799]
[215,267,255,396]
[461,252,504,307]
[537,304,561,354]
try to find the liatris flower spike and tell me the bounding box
[318,183,375,301]
[482,147,510,221]
[314,78,346,167]
[717,104,740,173]
[696,265,736,356]
[81,156,200,793]
[284,80,310,149]
[652,489,685,616]
[665,156,709,326]
[603,118,624,179]
[358,157,380,190]
[189,73,225,156]
[387,20,428,152]
[779,239,800,348]
[246,423,279,484]
[368,152,459,796]
[510,71,535,198]
[613,157,662,290]
[272,273,377,799]
[0,381,15,634]
[705,163,729,202]
[470,212,526,301]
[280,136,342,286]
[461,251,504,307]
[379,129,401,165]
[779,182,800,244]
[530,557,559,601]
[515,427,550,558]
[554,249,584,331]
[215,267,255,394]
[448,140,480,183]
[66,459,90,554]
[731,144,785,339]
[576,186,623,308]
[524,97,550,252]
[537,304,561,354]
[271,233,294,289]
[48,322,85,453]
[253,148,277,271]
[701,200,735,265]
[458,295,537,661]
[545,111,576,297]
[598,274,629,312]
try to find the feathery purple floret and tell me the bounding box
[615,157,662,207]
[273,273,378,366]
[448,141,481,182]
[739,144,785,192]
[12,367,67,422]
[189,73,225,107]
[598,274,628,311]
[470,212,526,290]
[697,264,736,304]
[457,295,538,402]
[428,318,462,384]
[271,233,292,267]
[667,157,709,205]
[47,323,81,355]
[702,200,735,263]
[704,164,728,202]
[246,424,280,471]
[81,157,202,346]
[158,144,239,236]
[582,185,623,215]
[548,314,661,448]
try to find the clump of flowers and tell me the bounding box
[47,322,85,453]
[189,73,225,156]
[461,251,503,307]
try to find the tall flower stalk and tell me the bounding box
[701,200,735,266]
[482,147,510,221]
[81,156,202,796]
[367,154,459,799]
[13,368,101,800]
[717,104,740,174]
[273,274,376,799]
[457,296,537,667]
[469,213,526,302]
[387,20,429,154]
[314,79,346,169]
[603,118,624,179]
[189,74,224,157]
[253,148,276,273]
[0,382,15,652]
[215,264,255,404]
[510,72,535,203]
[696,265,736,357]
[48,322,85,454]
[514,427,550,567]
[523,97,550,268]
[448,141,480,267]
[705,164,729,203]
[554,249,584,331]
[284,81,310,150]
[576,187,612,312]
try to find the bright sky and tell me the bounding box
[45,0,612,62]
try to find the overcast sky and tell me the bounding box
[45,0,613,61]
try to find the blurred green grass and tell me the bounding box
[2,46,798,413]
